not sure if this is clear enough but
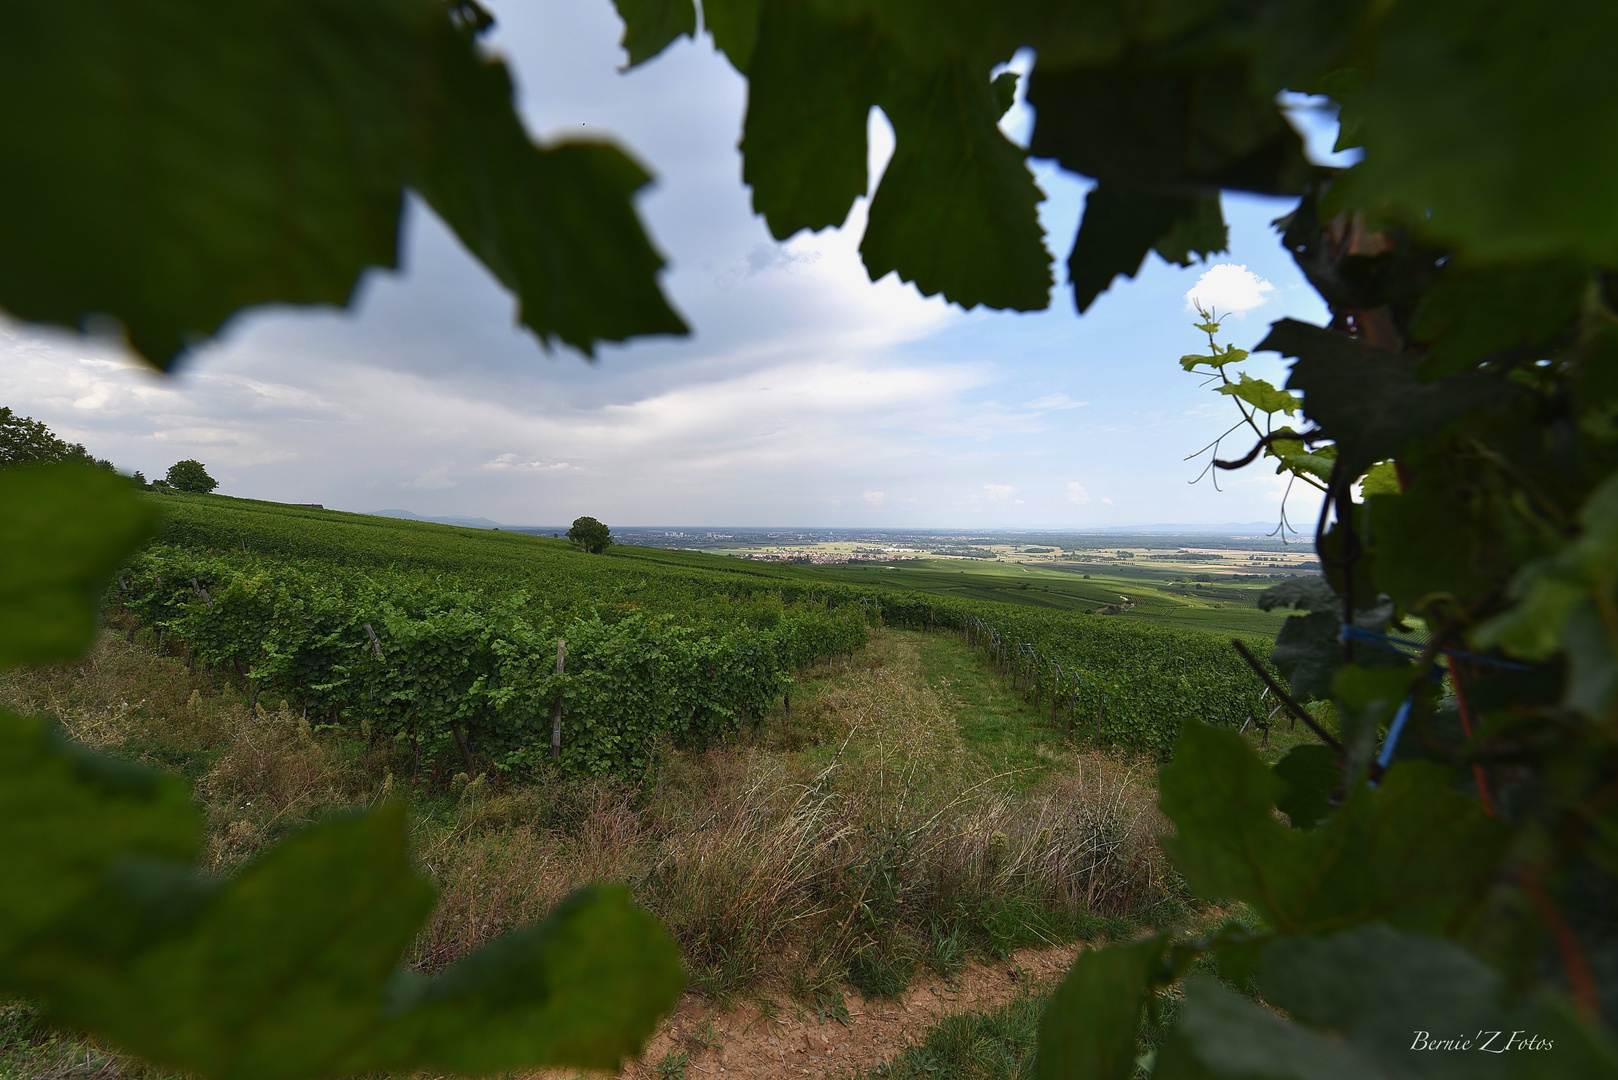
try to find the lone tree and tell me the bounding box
[165,459,217,493]
[567,515,611,554]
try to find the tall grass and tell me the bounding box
[2,630,1180,1005]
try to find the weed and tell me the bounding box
[654,1048,690,1080]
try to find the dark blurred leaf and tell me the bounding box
[1159,724,1505,934]
[0,710,199,959]
[992,71,1020,119]
[1027,56,1310,194]
[410,19,687,355]
[1259,577,1339,613]
[1272,611,1342,701]
[1153,974,1371,1079]
[1066,186,1223,312]
[8,805,434,1080]
[1273,744,1338,830]
[0,464,159,667]
[1263,318,1520,476]
[364,885,686,1074]
[1034,934,1168,1080]
[1333,0,1618,265]
[1478,473,1618,717]
[1154,194,1229,266]
[1411,259,1588,377]
[742,2,883,238]
[0,0,683,368]
[611,0,696,67]
[863,64,1051,310]
[1154,925,1610,1080]
[702,0,760,72]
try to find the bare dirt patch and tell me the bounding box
[613,941,1082,1080]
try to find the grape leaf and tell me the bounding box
[409,15,687,355]
[7,805,435,1080]
[0,710,199,959]
[1273,744,1338,830]
[1159,724,1506,935]
[1219,373,1300,416]
[702,0,760,72]
[0,0,684,369]
[1410,258,1588,377]
[1476,472,1618,716]
[610,0,696,68]
[1154,974,1373,1079]
[1034,935,1169,1080]
[0,463,159,667]
[1263,319,1520,476]
[1027,56,1310,196]
[741,2,883,238]
[1153,925,1611,1080]
[362,885,685,1074]
[1065,186,1224,312]
[863,63,1052,311]
[1332,0,1618,265]
[4,800,683,1080]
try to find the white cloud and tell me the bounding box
[1021,393,1088,412]
[1184,263,1275,315]
[983,484,1023,506]
[862,490,885,507]
[1102,497,1115,507]
[1066,482,1090,504]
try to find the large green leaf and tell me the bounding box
[741,1,884,238]
[4,799,684,1080]
[1026,54,1310,195]
[0,0,683,369]
[1156,926,1618,1079]
[1477,472,1618,717]
[362,885,685,1074]
[1034,935,1168,1080]
[410,17,686,355]
[1065,186,1225,313]
[1158,724,1506,935]
[0,710,199,959]
[1333,0,1618,265]
[863,63,1052,311]
[611,0,696,67]
[1262,319,1520,477]
[8,806,434,1080]
[0,463,159,667]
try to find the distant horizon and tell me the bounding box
[365,506,1299,538]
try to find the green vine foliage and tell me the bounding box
[602,0,1618,1072]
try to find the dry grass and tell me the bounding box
[406,633,1176,999]
[1,629,1178,1006]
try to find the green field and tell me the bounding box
[794,556,1291,637]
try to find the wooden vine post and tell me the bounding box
[551,638,566,761]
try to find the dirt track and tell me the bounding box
[610,942,1081,1080]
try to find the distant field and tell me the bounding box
[794,557,1291,638]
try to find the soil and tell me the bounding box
[608,942,1083,1080]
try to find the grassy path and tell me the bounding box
[903,629,1078,788]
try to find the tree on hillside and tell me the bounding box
[0,406,115,470]
[164,459,217,493]
[567,515,612,554]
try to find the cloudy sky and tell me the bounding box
[0,2,1349,530]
